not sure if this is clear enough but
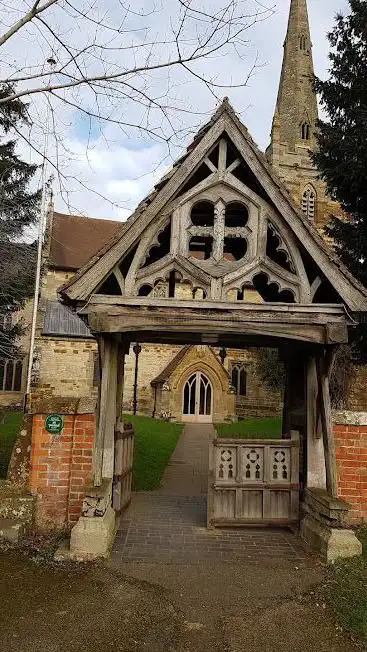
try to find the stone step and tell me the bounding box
[0,518,27,544]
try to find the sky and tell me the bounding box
[5,0,349,223]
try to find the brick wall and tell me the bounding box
[334,411,367,524]
[30,413,95,530]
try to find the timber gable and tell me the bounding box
[61,99,367,313]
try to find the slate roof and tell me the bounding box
[49,212,121,270]
[43,301,93,338]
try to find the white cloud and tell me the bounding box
[4,0,350,221]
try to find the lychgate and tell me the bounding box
[60,99,367,556]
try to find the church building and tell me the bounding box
[1,0,366,424]
[3,0,367,542]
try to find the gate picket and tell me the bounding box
[113,422,134,515]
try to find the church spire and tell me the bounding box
[272,0,319,153]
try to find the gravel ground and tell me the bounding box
[0,549,360,652]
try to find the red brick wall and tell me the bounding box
[334,423,367,524]
[30,413,95,530]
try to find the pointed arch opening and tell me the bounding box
[182,371,213,422]
[302,185,316,221]
[299,35,306,51]
[301,122,311,141]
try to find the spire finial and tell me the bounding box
[270,0,318,152]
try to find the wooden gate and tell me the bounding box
[113,422,134,515]
[207,431,300,527]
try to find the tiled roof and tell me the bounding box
[151,346,191,385]
[49,212,121,270]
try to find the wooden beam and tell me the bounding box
[316,353,338,498]
[94,336,110,486]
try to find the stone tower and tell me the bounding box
[267,0,339,229]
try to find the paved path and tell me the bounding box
[157,423,211,495]
[112,424,309,565]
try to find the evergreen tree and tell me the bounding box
[0,84,40,358]
[313,0,367,359]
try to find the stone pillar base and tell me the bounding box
[300,514,362,563]
[301,488,362,563]
[69,506,116,561]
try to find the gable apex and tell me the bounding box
[61,100,367,312]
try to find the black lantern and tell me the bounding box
[219,347,227,365]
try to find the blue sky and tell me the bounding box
[13,0,347,221]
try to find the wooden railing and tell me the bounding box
[113,422,134,515]
[207,431,300,527]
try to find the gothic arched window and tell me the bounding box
[302,186,316,221]
[301,122,310,141]
[231,363,247,396]
[299,35,306,51]
[0,358,23,392]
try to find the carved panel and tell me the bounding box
[241,447,264,482]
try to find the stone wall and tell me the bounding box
[334,411,367,524]
[30,411,95,529]
[122,344,282,421]
[224,348,283,420]
[36,338,97,398]
[272,142,342,231]
[41,269,75,300]
[123,344,181,415]
[345,365,367,412]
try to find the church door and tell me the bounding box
[182,372,213,423]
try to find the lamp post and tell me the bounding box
[132,343,142,415]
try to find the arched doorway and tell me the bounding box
[182,371,213,423]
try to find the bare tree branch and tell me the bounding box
[0,0,58,48]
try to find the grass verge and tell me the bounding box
[216,416,282,439]
[123,415,183,491]
[324,527,367,647]
[0,411,22,478]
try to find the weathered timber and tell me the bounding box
[63,114,228,301]
[61,103,367,312]
[208,432,300,527]
[316,354,338,498]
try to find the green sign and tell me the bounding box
[45,414,64,435]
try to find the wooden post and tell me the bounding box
[116,340,129,425]
[94,336,109,486]
[316,350,338,498]
[306,355,326,490]
[94,336,120,486]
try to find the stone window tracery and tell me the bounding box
[302,186,316,221]
[231,362,247,396]
[0,358,23,392]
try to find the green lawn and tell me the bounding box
[0,411,23,478]
[123,415,183,491]
[325,527,367,646]
[216,416,282,439]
